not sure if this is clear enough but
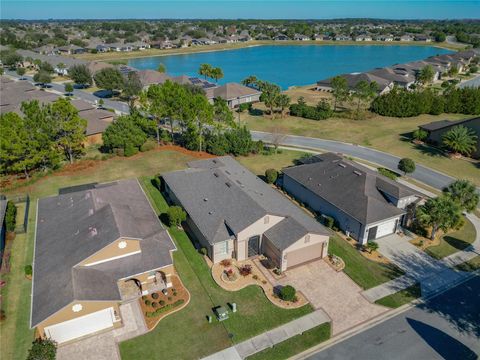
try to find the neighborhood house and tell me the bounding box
[162,157,330,271]
[31,180,176,344]
[282,153,421,244]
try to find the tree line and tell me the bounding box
[0,98,87,178]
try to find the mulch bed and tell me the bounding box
[139,275,190,330]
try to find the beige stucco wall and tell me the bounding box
[79,238,141,266]
[236,215,284,261]
[37,301,121,338]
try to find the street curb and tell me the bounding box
[290,270,479,360]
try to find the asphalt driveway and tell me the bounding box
[279,260,387,335]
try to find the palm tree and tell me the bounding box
[416,196,462,240]
[443,179,479,213]
[442,125,478,157]
[211,67,224,82]
[198,63,212,80]
[242,75,258,89]
[417,65,435,86]
[275,94,290,118]
[259,82,281,119]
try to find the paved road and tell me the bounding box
[459,74,480,89]
[307,276,480,360]
[251,131,476,192]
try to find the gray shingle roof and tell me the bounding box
[31,179,175,327]
[163,157,329,250]
[419,117,479,132]
[282,153,415,225]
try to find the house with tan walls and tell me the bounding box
[162,157,330,271]
[31,179,176,344]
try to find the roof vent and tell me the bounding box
[338,163,346,168]
[204,198,208,202]
[213,172,219,177]
[89,227,97,236]
[353,170,362,176]
[88,208,94,216]
[308,177,312,181]
[225,182,231,187]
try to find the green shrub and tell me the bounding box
[151,292,159,299]
[140,138,157,152]
[5,201,17,232]
[398,158,416,175]
[289,100,333,120]
[145,299,151,306]
[151,302,158,308]
[168,297,172,301]
[152,175,162,190]
[167,206,187,227]
[412,128,428,141]
[27,338,57,360]
[124,143,138,157]
[279,285,296,301]
[265,168,278,184]
[200,247,208,256]
[323,215,335,229]
[159,300,165,306]
[238,102,252,112]
[145,299,185,318]
[378,168,399,181]
[173,291,177,296]
[24,265,32,276]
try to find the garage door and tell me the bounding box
[375,218,398,239]
[285,242,324,269]
[44,307,115,343]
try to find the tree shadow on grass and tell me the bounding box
[443,235,473,251]
[399,132,446,158]
[407,318,478,360]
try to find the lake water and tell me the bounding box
[128,45,452,89]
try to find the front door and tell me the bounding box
[367,226,377,241]
[247,235,260,257]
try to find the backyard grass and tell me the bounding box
[120,177,314,360]
[237,149,307,176]
[246,323,331,360]
[375,284,422,308]
[243,109,480,186]
[455,256,480,272]
[328,235,404,290]
[425,218,477,259]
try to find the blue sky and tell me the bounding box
[2,1,480,20]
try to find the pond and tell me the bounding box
[128,45,452,89]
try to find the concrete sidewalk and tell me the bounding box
[362,275,417,302]
[203,309,330,360]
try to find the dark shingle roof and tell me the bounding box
[419,117,479,132]
[282,153,415,225]
[163,157,329,250]
[31,179,175,327]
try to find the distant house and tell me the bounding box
[282,153,421,244]
[316,72,394,94]
[335,35,351,41]
[419,117,480,158]
[70,100,115,145]
[31,180,176,344]
[163,157,330,270]
[367,67,416,89]
[274,34,289,41]
[294,34,310,41]
[57,44,85,55]
[136,69,172,88]
[355,35,373,42]
[398,35,414,42]
[255,33,270,40]
[414,34,432,42]
[205,82,262,108]
[96,44,110,53]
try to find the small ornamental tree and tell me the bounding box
[33,71,52,84]
[16,67,26,77]
[27,338,57,360]
[442,125,478,157]
[68,64,93,86]
[366,241,379,254]
[265,168,278,184]
[398,158,416,176]
[64,82,74,95]
[167,206,187,227]
[412,129,428,142]
[279,285,296,302]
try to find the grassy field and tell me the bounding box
[455,256,480,272]
[246,323,331,360]
[120,177,313,359]
[329,235,404,290]
[73,40,463,62]
[243,106,480,186]
[425,218,477,259]
[375,284,422,308]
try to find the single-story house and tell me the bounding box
[205,82,262,108]
[282,153,421,244]
[31,179,176,344]
[294,34,310,41]
[136,69,172,88]
[274,34,289,41]
[419,117,480,158]
[414,35,432,42]
[355,35,373,41]
[316,72,394,94]
[57,44,86,55]
[163,157,330,271]
[367,67,416,89]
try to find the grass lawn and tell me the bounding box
[425,218,477,259]
[455,256,480,272]
[243,108,480,186]
[120,177,313,360]
[237,149,307,176]
[328,235,404,290]
[246,323,331,360]
[375,284,422,308]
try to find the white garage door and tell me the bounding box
[375,218,398,238]
[44,307,115,343]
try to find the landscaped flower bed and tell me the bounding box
[139,275,190,330]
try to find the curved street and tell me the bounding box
[251,131,479,193]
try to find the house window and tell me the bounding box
[305,235,310,243]
[264,216,270,224]
[215,241,229,255]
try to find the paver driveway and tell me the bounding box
[279,260,387,335]
[56,331,120,360]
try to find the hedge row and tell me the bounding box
[145,299,185,318]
